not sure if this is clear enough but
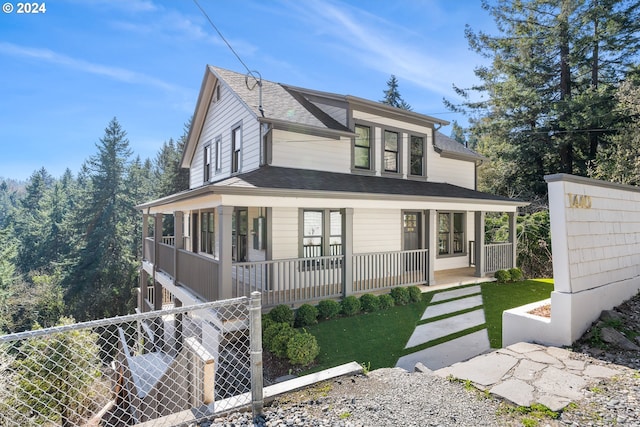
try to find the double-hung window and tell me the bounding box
[438,212,465,256]
[203,144,212,182]
[384,130,399,173]
[354,124,371,170]
[231,125,241,173]
[410,135,425,176]
[301,209,343,258]
[200,210,215,256]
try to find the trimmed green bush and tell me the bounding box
[269,324,297,358]
[317,299,341,320]
[378,294,395,310]
[286,330,320,366]
[494,269,511,283]
[263,322,292,350]
[407,286,423,303]
[340,295,361,316]
[269,304,294,326]
[359,293,380,313]
[508,267,523,281]
[390,287,410,305]
[295,304,319,327]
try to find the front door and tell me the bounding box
[403,212,423,274]
[232,208,248,262]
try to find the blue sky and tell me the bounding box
[0,0,495,181]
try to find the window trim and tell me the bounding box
[214,135,222,172]
[203,142,212,183]
[231,122,242,174]
[408,133,427,178]
[437,211,466,258]
[351,121,376,175]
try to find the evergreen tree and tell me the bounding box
[381,75,412,110]
[64,118,137,321]
[448,0,640,200]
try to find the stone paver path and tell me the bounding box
[434,342,622,411]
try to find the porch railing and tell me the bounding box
[485,242,514,273]
[176,250,219,302]
[353,249,429,293]
[233,255,344,306]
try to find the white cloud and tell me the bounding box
[284,0,479,98]
[0,42,184,93]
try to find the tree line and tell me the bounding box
[0,118,189,332]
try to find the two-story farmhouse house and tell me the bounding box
[137,65,526,312]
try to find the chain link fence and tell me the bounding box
[0,293,263,426]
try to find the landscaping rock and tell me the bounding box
[599,327,640,351]
[600,309,623,323]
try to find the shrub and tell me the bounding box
[262,316,275,338]
[494,269,511,283]
[341,295,361,316]
[508,267,523,281]
[286,330,320,366]
[317,299,341,320]
[269,324,297,358]
[379,294,395,310]
[295,304,319,327]
[263,322,292,350]
[269,304,294,326]
[390,287,410,305]
[407,286,423,303]
[359,294,380,313]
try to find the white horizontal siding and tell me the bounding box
[270,130,351,173]
[189,83,260,189]
[353,209,401,254]
[271,207,298,259]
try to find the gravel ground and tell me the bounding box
[201,293,640,427]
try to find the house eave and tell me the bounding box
[258,117,357,139]
[346,95,450,127]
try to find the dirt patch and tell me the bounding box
[262,350,317,385]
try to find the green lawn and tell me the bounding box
[303,279,554,373]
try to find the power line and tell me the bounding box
[192,0,259,84]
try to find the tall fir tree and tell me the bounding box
[447,0,640,201]
[380,75,413,110]
[64,118,137,321]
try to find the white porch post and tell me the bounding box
[174,211,184,287]
[343,208,354,296]
[427,210,437,285]
[218,205,234,300]
[508,211,517,269]
[474,211,486,277]
[154,213,163,311]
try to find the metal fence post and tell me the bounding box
[249,291,264,419]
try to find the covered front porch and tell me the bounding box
[139,206,516,310]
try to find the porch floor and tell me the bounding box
[422,267,495,293]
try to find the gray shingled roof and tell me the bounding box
[210,66,480,160]
[213,166,518,203]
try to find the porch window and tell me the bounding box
[301,209,343,257]
[204,143,212,182]
[231,125,241,173]
[200,211,215,256]
[354,124,371,170]
[303,210,323,257]
[384,130,399,173]
[438,212,465,256]
[410,135,424,176]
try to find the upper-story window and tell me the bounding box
[384,130,399,173]
[214,136,222,172]
[231,125,241,173]
[410,135,425,176]
[354,124,371,170]
[204,143,212,182]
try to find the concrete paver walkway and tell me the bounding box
[433,342,622,411]
[396,285,491,371]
